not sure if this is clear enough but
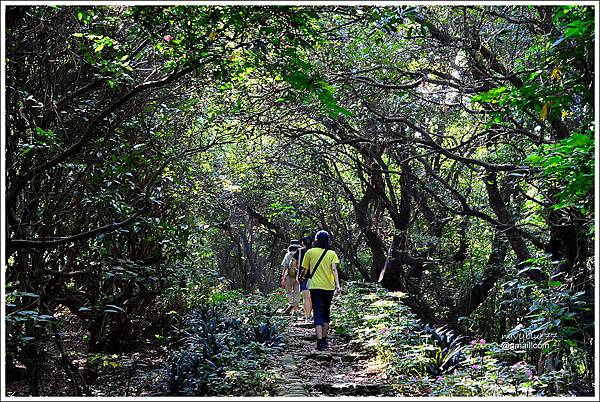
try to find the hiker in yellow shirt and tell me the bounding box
[300,230,341,351]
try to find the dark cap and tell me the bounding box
[315,230,330,241]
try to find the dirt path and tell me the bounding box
[272,316,395,397]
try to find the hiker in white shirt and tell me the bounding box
[280,240,302,315]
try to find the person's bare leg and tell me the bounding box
[291,279,300,315]
[284,277,294,314]
[302,294,307,317]
[322,323,329,339]
[315,325,323,340]
[304,291,312,319]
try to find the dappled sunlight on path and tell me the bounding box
[272,315,393,397]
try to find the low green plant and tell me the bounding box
[420,325,466,376]
[250,321,284,346]
[163,352,209,396]
[210,290,243,303]
[157,289,287,396]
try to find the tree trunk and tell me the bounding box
[451,229,509,323]
[485,171,546,282]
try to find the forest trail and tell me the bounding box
[5,4,594,398]
[272,316,393,397]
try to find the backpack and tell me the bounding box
[288,259,298,278]
[288,246,306,279]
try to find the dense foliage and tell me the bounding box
[155,291,287,396]
[333,283,585,396]
[4,4,595,397]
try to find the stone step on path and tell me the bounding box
[307,382,393,396]
[292,321,314,329]
[272,317,312,397]
[274,317,393,397]
[287,332,342,341]
[298,350,364,363]
[275,353,309,397]
[274,318,335,396]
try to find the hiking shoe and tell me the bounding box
[316,339,327,351]
[322,337,329,348]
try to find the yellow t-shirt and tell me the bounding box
[301,247,339,290]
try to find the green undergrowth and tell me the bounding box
[332,282,579,397]
[155,288,289,396]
